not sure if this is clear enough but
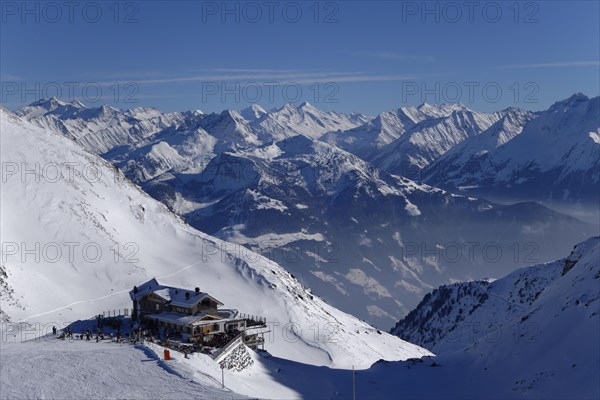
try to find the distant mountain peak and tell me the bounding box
[276,101,320,114]
[30,96,67,109]
[240,104,267,121]
[279,102,298,112]
[218,109,244,121]
[566,92,589,101]
[299,101,316,111]
[248,103,267,112]
[549,93,591,111]
[500,106,526,114]
[417,101,468,112]
[70,99,86,108]
[97,104,120,117]
[101,104,117,111]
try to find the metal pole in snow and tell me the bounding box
[352,365,356,400]
[221,365,225,389]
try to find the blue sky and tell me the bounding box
[1,0,599,114]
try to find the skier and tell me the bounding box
[52,326,57,335]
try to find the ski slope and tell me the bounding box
[0,337,245,400]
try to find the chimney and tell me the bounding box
[195,287,200,295]
[185,292,190,300]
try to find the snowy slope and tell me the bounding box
[0,109,431,368]
[120,238,599,399]
[392,237,600,354]
[426,235,600,398]
[219,237,600,399]
[0,338,245,400]
[117,127,217,183]
[4,238,595,399]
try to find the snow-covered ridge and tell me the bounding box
[254,101,371,140]
[15,97,189,154]
[369,107,503,172]
[423,94,600,211]
[321,102,470,159]
[16,98,370,157]
[423,107,536,182]
[391,236,600,354]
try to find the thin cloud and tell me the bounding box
[290,74,416,84]
[345,51,436,62]
[189,68,320,74]
[495,61,600,69]
[94,70,417,86]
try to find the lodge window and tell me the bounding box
[201,299,212,308]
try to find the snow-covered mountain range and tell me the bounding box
[423,94,600,217]
[15,98,189,154]
[169,135,595,326]
[0,109,430,368]
[422,107,537,186]
[2,103,599,399]
[367,105,503,172]
[252,101,371,140]
[321,103,469,158]
[13,95,599,328]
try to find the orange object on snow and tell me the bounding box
[164,349,171,360]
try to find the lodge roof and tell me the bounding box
[145,311,244,327]
[129,278,224,308]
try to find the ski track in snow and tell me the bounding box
[20,258,206,322]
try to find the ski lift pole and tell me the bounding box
[352,365,356,400]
